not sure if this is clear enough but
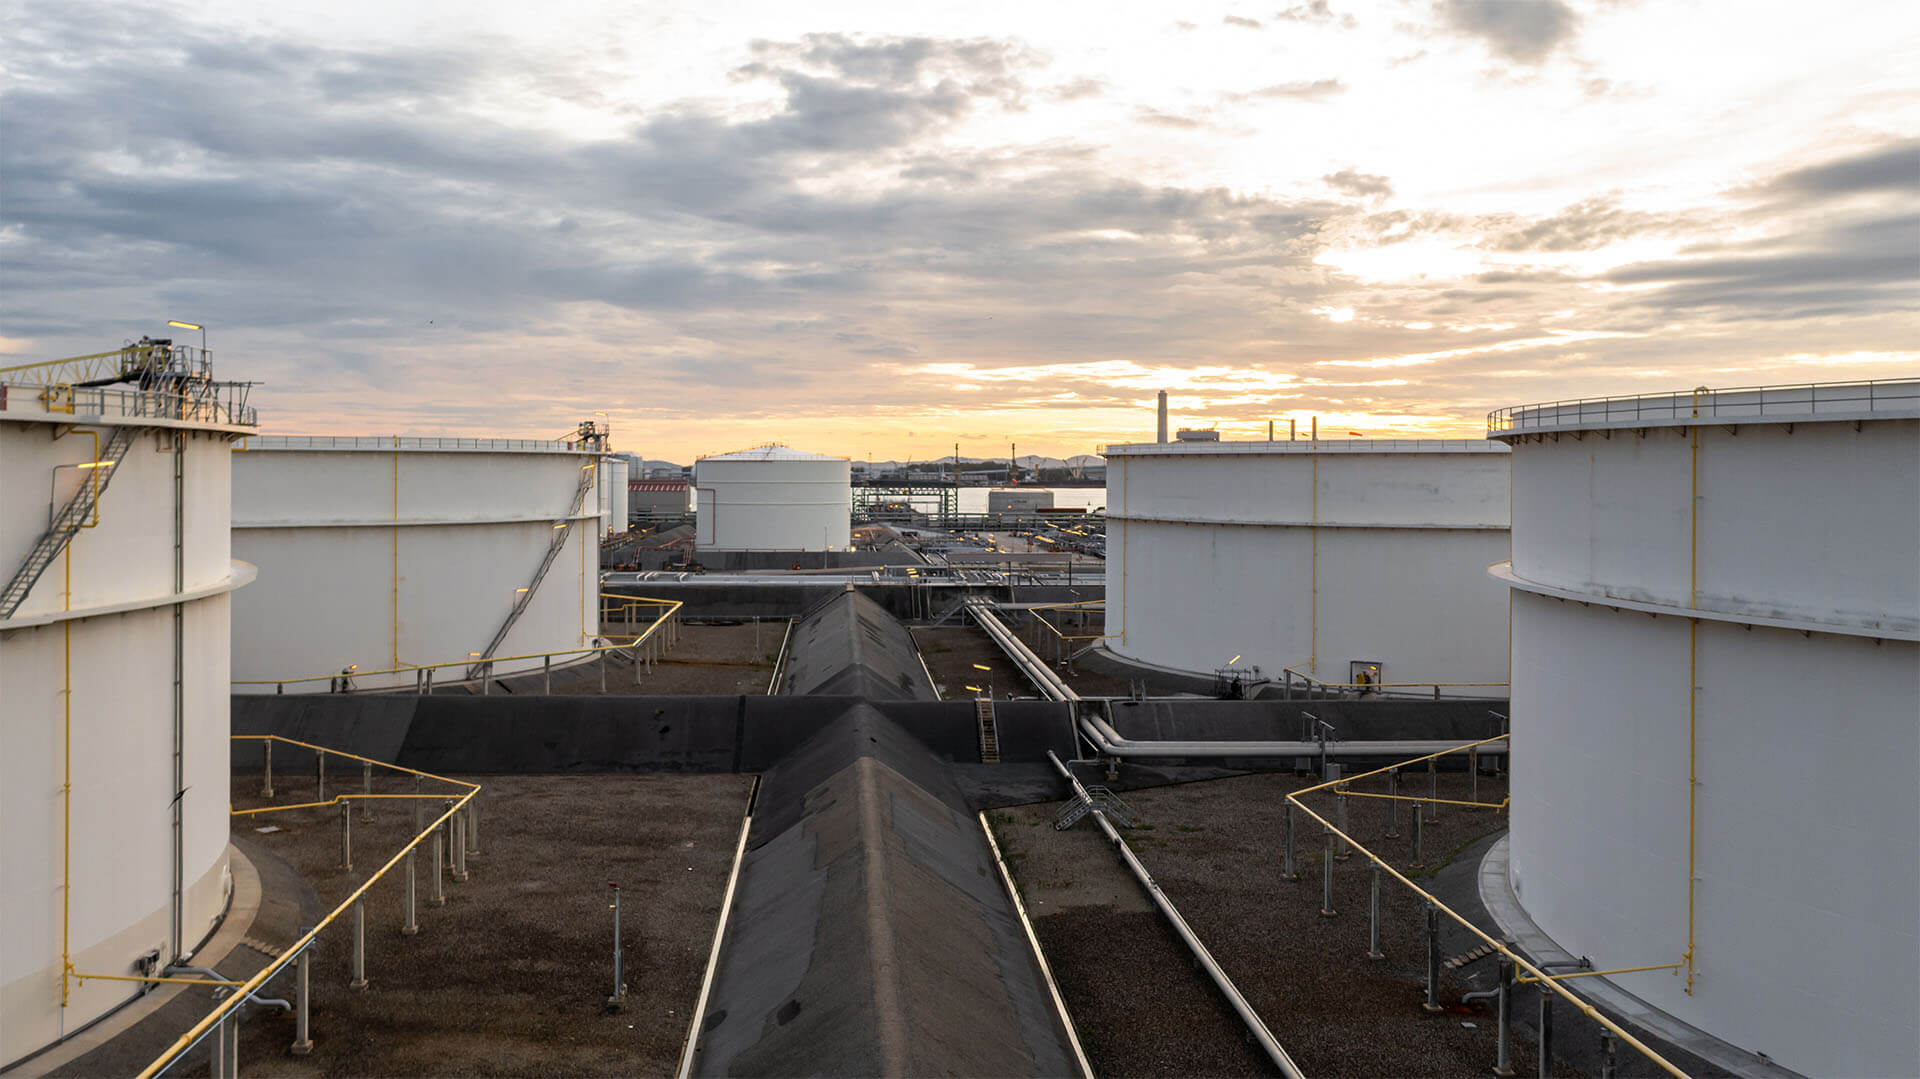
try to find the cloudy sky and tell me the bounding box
[3,0,1915,461]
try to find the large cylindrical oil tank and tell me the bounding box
[1,356,255,1066]
[694,445,850,552]
[1102,439,1510,689]
[1489,381,1919,1078]
[230,436,601,693]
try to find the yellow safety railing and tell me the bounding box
[1022,602,1112,670]
[1285,736,1692,1079]
[231,594,681,692]
[1281,662,1508,699]
[124,736,479,1078]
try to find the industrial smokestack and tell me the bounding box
[1156,391,1169,443]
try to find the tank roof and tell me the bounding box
[698,443,846,463]
[1489,378,1920,439]
[237,435,591,454]
[1102,438,1507,457]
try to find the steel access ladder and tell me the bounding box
[0,425,139,619]
[976,698,1001,763]
[466,458,598,680]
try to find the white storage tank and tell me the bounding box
[1489,381,1919,1078]
[1,341,255,1064]
[694,444,850,552]
[231,436,602,693]
[1102,439,1511,690]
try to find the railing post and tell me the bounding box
[402,846,419,935]
[1470,747,1479,805]
[339,801,352,872]
[1494,957,1516,1076]
[1412,804,1426,868]
[1366,864,1384,960]
[1427,756,1439,821]
[452,810,469,883]
[607,882,626,1010]
[262,740,274,798]
[543,654,552,694]
[481,663,491,695]
[1599,1030,1618,1079]
[429,826,446,907]
[350,899,369,989]
[1320,829,1337,917]
[1385,767,1399,838]
[1537,987,1554,1078]
[221,1008,240,1078]
[466,800,479,856]
[1282,802,1299,881]
[210,1012,229,1078]
[361,762,374,821]
[1335,782,1351,861]
[316,750,325,802]
[1422,901,1443,1012]
[424,667,434,695]
[291,945,314,1055]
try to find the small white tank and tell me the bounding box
[1102,439,1511,689]
[1,344,255,1064]
[694,444,850,552]
[1490,380,1920,1078]
[230,436,602,692]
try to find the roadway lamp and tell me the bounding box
[166,320,206,352]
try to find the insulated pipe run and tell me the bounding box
[1078,713,1508,761]
[1047,753,1306,1079]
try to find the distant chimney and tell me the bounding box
[1156,391,1169,443]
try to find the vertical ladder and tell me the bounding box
[0,425,138,619]
[466,458,598,680]
[977,698,1000,764]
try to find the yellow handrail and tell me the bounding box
[133,737,480,1079]
[1517,963,1684,986]
[1282,662,1509,691]
[232,595,681,688]
[1287,737,1692,1079]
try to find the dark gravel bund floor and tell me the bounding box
[62,773,753,1078]
[992,768,1586,1079]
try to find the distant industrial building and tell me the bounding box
[987,488,1054,513]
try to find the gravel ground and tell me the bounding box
[205,773,753,1077]
[995,766,1581,1078]
[913,625,1135,700]
[492,622,780,696]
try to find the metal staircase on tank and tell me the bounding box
[465,457,599,681]
[0,425,139,619]
[976,698,1000,763]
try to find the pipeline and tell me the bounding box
[1047,751,1305,1079]
[966,598,1079,701]
[1077,710,1508,761]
